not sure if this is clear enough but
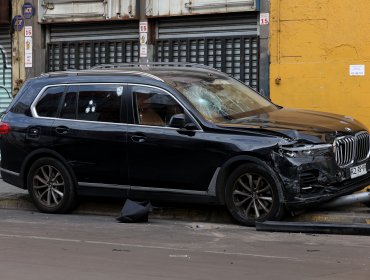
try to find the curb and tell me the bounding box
[0,193,369,225]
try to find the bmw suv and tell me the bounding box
[1,64,369,226]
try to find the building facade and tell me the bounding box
[5,0,370,129]
[270,0,370,129]
[8,0,267,97]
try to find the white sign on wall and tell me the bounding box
[139,22,148,33]
[25,26,32,37]
[25,33,33,68]
[349,65,365,76]
[260,13,270,25]
[139,21,148,58]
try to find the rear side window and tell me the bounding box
[77,85,122,123]
[36,86,65,117]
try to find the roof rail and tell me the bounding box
[41,69,164,82]
[90,62,221,72]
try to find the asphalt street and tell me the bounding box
[0,209,369,280]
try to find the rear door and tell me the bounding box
[51,83,129,187]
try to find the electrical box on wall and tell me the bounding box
[38,0,138,23]
[146,0,257,17]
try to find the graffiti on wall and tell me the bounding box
[0,45,12,99]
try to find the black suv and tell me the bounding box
[1,64,370,226]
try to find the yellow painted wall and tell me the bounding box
[269,0,370,129]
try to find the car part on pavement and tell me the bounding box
[116,199,153,223]
[319,191,370,209]
[256,221,370,236]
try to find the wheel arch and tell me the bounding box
[215,154,285,205]
[20,148,78,190]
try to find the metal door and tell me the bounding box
[0,26,12,111]
[47,21,140,71]
[155,14,259,89]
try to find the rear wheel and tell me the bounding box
[27,157,76,213]
[225,163,284,226]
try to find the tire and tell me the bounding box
[225,163,284,226]
[27,157,77,213]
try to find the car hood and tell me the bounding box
[216,108,367,144]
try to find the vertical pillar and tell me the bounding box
[259,0,270,97]
[139,0,154,62]
[11,0,25,94]
[24,0,46,79]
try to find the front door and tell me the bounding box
[127,85,223,192]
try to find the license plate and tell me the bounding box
[350,163,367,179]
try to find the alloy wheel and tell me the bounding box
[32,165,65,207]
[232,173,273,219]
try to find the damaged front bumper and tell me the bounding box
[285,172,370,208]
[273,147,370,209]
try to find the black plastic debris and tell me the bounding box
[256,221,370,236]
[117,199,153,223]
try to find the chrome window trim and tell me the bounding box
[30,83,204,132]
[128,83,203,131]
[31,83,126,119]
[126,123,203,132]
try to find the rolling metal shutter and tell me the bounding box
[155,14,259,89]
[0,26,12,111]
[47,22,140,71]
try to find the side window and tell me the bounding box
[60,86,78,119]
[77,84,123,123]
[36,86,65,117]
[132,86,186,127]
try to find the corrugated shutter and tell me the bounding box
[0,26,12,111]
[156,14,259,89]
[48,22,140,71]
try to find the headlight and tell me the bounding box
[280,143,333,158]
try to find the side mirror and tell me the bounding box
[184,123,198,130]
[168,114,186,128]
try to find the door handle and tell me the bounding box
[55,126,70,135]
[131,133,147,143]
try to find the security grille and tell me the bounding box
[48,40,139,71]
[0,26,12,111]
[155,14,259,89]
[156,36,259,88]
[47,22,139,71]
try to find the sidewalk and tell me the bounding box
[1,179,370,225]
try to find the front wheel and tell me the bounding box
[27,157,76,213]
[225,163,284,226]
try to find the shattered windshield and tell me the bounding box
[166,73,277,123]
